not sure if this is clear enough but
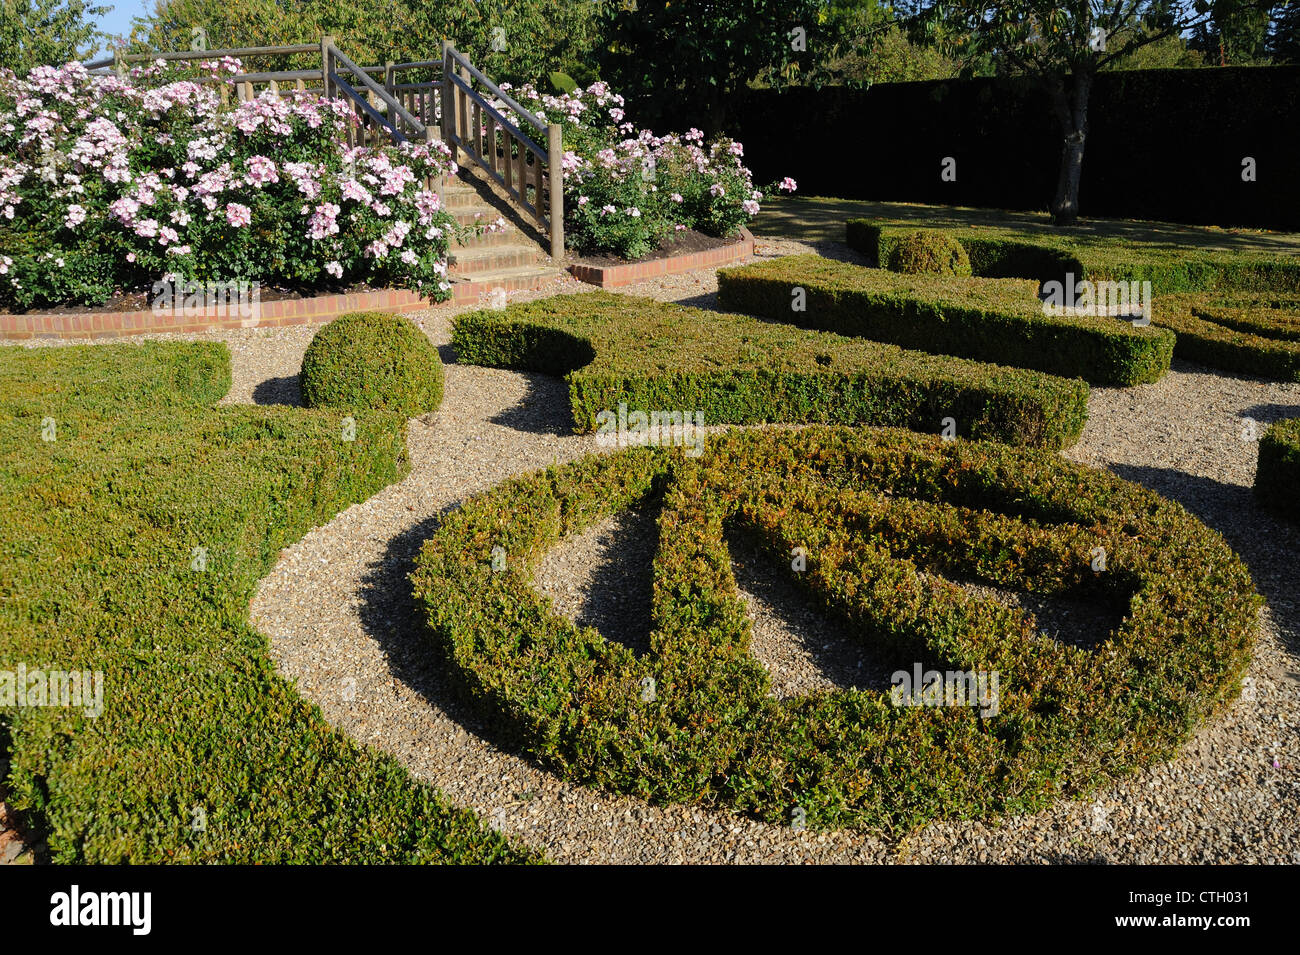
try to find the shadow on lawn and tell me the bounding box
[753,198,1300,256]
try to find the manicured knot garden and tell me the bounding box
[842,218,1300,383]
[411,427,1259,832]
[451,290,1092,449]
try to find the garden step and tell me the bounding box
[448,244,544,276]
[442,188,493,210]
[448,265,568,306]
[451,226,523,250]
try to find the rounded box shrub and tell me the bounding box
[885,230,974,276]
[300,311,444,416]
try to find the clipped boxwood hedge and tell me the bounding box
[1152,293,1300,382]
[717,254,1174,386]
[0,341,527,863]
[1255,418,1300,519]
[300,310,444,416]
[411,426,1259,832]
[884,229,972,276]
[846,218,1300,293]
[451,291,1089,449]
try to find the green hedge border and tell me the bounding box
[1153,294,1300,382]
[451,291,1090,449]
[1255,418,1300,519]
[846,218,1300,294]
[717,254,1175,386]
[411,426,1259,832]
[0,341,529,863]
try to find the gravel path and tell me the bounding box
[9,237,1299,863]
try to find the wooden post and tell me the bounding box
[320,35,335,101]
[547,123,563,260]
[440,41,454,162]
[112,49,123,78]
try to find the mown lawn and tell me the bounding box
[0,340,535,863]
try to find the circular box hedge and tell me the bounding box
[411,426,1259,832]
[300,311,444,416]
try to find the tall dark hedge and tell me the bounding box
[673,67,1300,231]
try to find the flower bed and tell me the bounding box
[500,80,795,259]
[0,59,461,311]
[411,426,1259,831]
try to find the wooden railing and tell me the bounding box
[440,42,563,260]
[83,37,564,258]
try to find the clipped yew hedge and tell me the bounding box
[450,291,1089,449]
[1255,418,1300,519]
[846,218,1300,293]
[717,255,1174,386]
[1152,293,1300,382]
[411,426,1259,832]
[300,311,445,416]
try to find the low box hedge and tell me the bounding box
[846,217,1300,294]
[451,291,1090,449]
[717,254,1174,386]
[1255,418,1300,519]
[0,341,529,863]
[1152,293,1300,382]
[411,426,1259,832]
[300,311,445,416]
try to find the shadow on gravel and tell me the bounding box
[538,505,659,658]
[251,375,301,406]
[1109,464,1300,659]
[487,373,575,436]
[1241,402,1300,424]
[355,507,533,751]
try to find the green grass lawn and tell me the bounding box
[0,341,534,863]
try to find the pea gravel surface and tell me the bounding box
[10,236,1298,864]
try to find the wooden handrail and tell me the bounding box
[443,43,546,134]
[327,42,425,134]
[440,41,563,259]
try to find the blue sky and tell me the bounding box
[92,0,152,50]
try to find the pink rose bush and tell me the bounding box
[0,60,459,310]
[499,81,795,259]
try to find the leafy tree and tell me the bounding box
[0,0,108,73]
[595,0,823,133]
[132,0,601,86]
[927,1,1272,225]
[1189,0,1272,62]
[1267,0,1300,60]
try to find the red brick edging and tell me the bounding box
[0,288,431,340]
[568,228,755,288]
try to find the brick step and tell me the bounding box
[448,244,544,276]
[451,208,507,228]
[449,265,568,306]
[442,188,493,209]
[451,226,524,250]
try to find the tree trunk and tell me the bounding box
[1049,69,1093,227]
